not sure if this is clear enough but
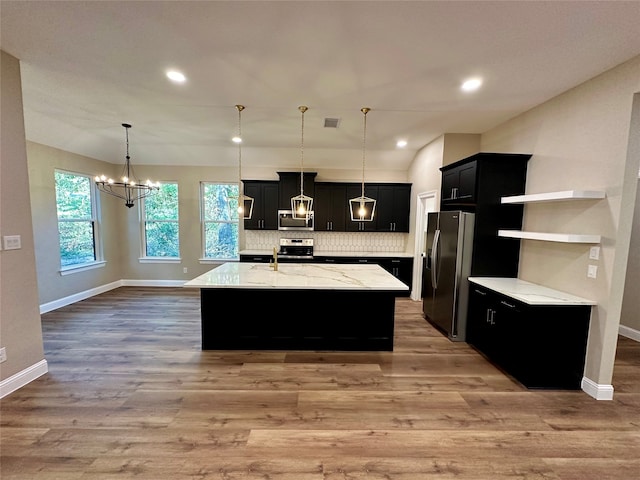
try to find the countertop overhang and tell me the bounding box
[468,277,596,306]
[184,262,410,291]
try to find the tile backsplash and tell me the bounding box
[245,230,408,252]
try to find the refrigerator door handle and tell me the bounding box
[431,229,441,289]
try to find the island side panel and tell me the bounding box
[200,288,397,351]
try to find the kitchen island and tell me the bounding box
[184,262,409,351]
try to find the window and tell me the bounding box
[201,183,239,260]
[142,182,179,258]
[55,170,100,269]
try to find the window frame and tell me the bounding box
[200,181,240,262]
[139,181,181,262]
[54,169,104,275]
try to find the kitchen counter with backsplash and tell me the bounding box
[239,249,413,258]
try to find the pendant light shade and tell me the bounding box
[229,104,254,220]
[349,107,376,221]
[95,123,160,208]
[291,105,313,220]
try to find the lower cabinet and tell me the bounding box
[467,284,591,389]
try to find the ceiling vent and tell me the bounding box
[324,117,340,128]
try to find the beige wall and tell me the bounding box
[620,168,640,333]
[480,56,640,386]
[0,51,45,383]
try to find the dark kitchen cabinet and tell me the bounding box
[441,161,477,205]
[440,153,531,278]
[345,183,411,233]
[345,183,378,232]
[374,183,411,232]
[314,182,347,231]
[467,282,591,389]
[242,180,279,230]
[313,255,413,296]
[277,171,317,210]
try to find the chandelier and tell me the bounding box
[349,107,376,221]
[290,105,313,220]
[95,123,159,208]
[228,105,254,219]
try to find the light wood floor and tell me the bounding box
[1,287,639,479]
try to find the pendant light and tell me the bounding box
[95,123,160,208]
[349,107,376,221]
[229,104,254,219]
[291,105,313,220]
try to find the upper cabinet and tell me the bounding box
[345,183,412,232]
[374,183,411,232]
[314,182,347,232]
[242,180,279,230]
[440,153,531,277]
[440,153,531,212]
[277,171,317,210]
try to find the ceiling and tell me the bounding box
[2,1,640,173]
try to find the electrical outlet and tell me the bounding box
[0,347,7,363]
[587,265,598,279]
[183,267,188,273]
[2,235,21,250]
[589,246,600,260]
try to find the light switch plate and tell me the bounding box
[2,235,21,250]
[587,264,598,279]
[589,246,600,260]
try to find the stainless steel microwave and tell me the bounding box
[277,210,314,231]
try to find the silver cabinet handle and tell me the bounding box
[500,300,516,309]
[474,289,487,296]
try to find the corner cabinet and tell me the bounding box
[466,278,593,390]
[498,190,605,244]
[242,180,279,230]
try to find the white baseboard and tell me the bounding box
[40,280,123,314]
[40,279,186,314]
[121,279,185,287]
[581,376,615,400]
[0,359,48,399]
[619,324,640,342]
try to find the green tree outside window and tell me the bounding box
[202,183,239,259]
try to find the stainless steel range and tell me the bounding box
[278,238,314,260]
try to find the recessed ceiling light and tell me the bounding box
[166,70,186,83]
[396,140,408,148]
[232,136,242,144]
[461,77,482,92]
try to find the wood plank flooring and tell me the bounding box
[1,287,639,479]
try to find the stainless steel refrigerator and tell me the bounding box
[422,210,475,341]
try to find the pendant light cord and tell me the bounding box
[361,107,370,198]
[299,106,308,195]
[236,105,244,194]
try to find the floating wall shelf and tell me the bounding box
[498,230,601,244]
[501,190,606,204]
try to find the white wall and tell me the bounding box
[0,51,46,391]
[480,56,640,389]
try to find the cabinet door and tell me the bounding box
[243,181,279,230]
[345,184,378,232]
[278,172,316,210]
[467,286,496,357]
[375,184,411,232]
[314,183,347,231]
[378,257,412,296]
[440,161,477,207]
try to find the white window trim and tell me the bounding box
[200,181,241,261]
[139,181,180,259]
[55,169,103,270]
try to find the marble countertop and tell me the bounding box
[468,277,597,306]
[184,262,410,291]
[240,249,413,258]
